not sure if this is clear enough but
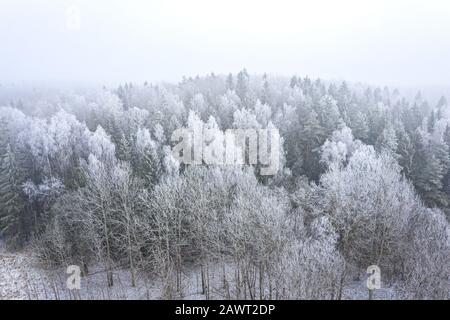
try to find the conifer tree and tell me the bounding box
[376,123,398,157]
[117,133,132,162]
[0,144,26,248]
[236,68,250,106]
[226,73,234,91]
[290,76,298,88]
[350,111,369,142]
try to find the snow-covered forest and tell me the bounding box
[0,71,449,299]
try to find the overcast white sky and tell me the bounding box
[1,0,450,86]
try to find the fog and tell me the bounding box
[1,0,450,86]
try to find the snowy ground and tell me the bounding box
[342,280,397,300]
[0,243,398,300]
[0,241,42,299]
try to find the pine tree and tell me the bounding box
[412,130,450,208]
[376,123,398,157]
[337,81,351,106]
[396,126,415,178]
[261,73,271,105]
[436,96,447,109]
[117,133,132,162]
[298,108,325,180]
[416,154,447,207]
[0,117,8,156]
[134,128,163,189]
[226,73,234,91]
[290,76,298,89]
[443,125,450,203]
[432,139,450,204]
[328,83,337,97]
[315,95,340,136]
[350,112,369,142]
[140,145,162,189]
[0,144,26,248]
[236,68,249,106]
[427,110,436,133]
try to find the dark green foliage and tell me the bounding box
[0,145,26,248]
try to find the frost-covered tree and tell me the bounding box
[412,123,450,208]
[320,124,361,168]
[236,68,250,106]
[134,127,164,189]
[376,122,398,157]
[320,145,418,275]
[226,73,234,91]
[1,72,450,299]
[297,107,324,179]
[402,208,450,299]
[0,144,26,248]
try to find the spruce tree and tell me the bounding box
[0,144,25,248]
[376,123,398,157]
[416,154,447,207]
[413,133,450,208]
[436,96,447,109]
[141,146,162,189]
[261,73,271,105]
[350,111,369,142]
[117,133,132,162]
[290,76,298,88]
[236,68,249,106]
[396,126,415,178]
[226,73,234,91]
[298,108,325,180]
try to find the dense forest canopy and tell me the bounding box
[0,71,449,299]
